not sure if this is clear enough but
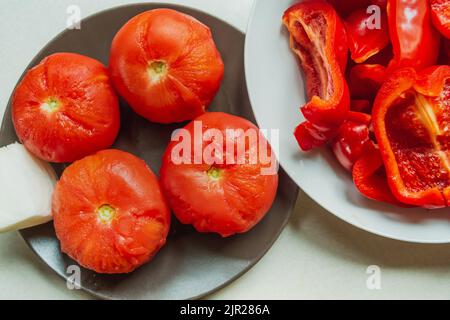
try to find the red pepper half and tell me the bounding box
[283,0,350,151]
[348,64,387,100]
[352,142,404,205]
[332,111,372,171]
[344,9,390,63]
[387,0,440,71]
[430,0,450,39]
[373,66,450,208]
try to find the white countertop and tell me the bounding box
[1,0,450,300]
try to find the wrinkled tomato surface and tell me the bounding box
[53,149,171,274]
[160,112,278,237]
[12,53,120,163]
[109,9,224,124]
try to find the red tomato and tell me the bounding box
[53,149,171,274]
[12,53,120,163]
[160,112,278,237]
[430,0,450,39]
[109,9,224,124]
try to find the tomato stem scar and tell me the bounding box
[40,98,60,113]
[97,204,116,225]
[147,60,168,84]
[207,166,222,180]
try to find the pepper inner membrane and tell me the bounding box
[385,80,450,193]
[289,13,334,100]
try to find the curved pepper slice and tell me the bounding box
[332,111,372,171]
[373,66,450,208]
[283,0,350,151]
[348,64,387,100]
[430,0,450,39]
[353,142,404,205]
[344,9,390,63]
[387,0,440,71]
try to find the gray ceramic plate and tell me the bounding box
[0,3,298,299]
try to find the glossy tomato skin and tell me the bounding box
[109,9,224,124]
[53,149,171,274]
[12,53,120,163]
[160,112,278,237]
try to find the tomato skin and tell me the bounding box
[53,149,171,274]
[160,112,278,237]
[109,9,224,124]
[12,53,120,163]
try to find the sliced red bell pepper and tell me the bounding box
[350,99,372,113]
[327,0,387,18]
[438,39,450,65]
[283,0,350,151]
[372,0,388,7]
[373,66,450,208]
[326,0,369,18]
[344,9,390,63]
[365,45,393,66]
[387,0,440,71]
[348,64,387,100]
[430,0,450,39]
[332,111,372,171]
[352,142,404,205]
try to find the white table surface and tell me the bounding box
[1,0,450,300]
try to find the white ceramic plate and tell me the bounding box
[245,0,450,243]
